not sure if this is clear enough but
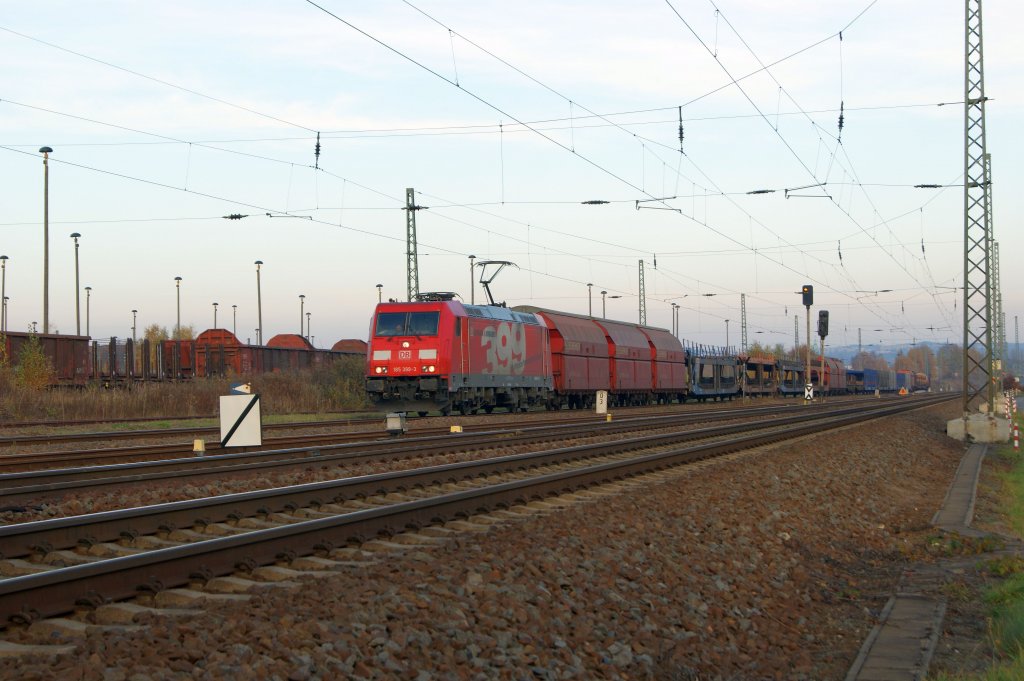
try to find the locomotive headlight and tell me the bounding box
[428,365,436,372]
[375,366,383,374]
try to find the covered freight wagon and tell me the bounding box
[809,356,847,395]
[514,306,609,408]
[640,326,688,402]
[593,318,654,401]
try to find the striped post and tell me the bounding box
[1015,423,1020,453]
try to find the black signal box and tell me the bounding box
[818,310,829,338]
[801,285,813,307]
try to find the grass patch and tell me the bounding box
[933,655,1024,681]
[931,439,1024,679]
[0,357,371,423]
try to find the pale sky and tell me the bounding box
[1,1,1020,351]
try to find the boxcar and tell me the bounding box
[1,331,91,385]
[846,369,865,394]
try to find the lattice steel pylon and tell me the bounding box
[404,188,421,302]
[638,259,646,325]
[993,240,1005,371]
[793,315,798,356]
[962,0,994,414]
[740,293,748,353]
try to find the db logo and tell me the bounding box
[399,350,412,360]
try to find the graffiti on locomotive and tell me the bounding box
[481,321,527,374]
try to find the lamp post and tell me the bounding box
[306,312,311,342]
[70,232,82,335]
[254,261,263,345]
[376,283,383,303]
[213,302,219,329]
[587,283,593,316]
[469,255,476,305]
[174,277,182,339]
[40,146,53,334]
[0,255,7,334]
[232,304,237,336]
[84,286,91,336]
[299,294,305,336]
[131,309,137,343]
[601,291,621,319]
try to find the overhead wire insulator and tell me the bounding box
[838,240,843,264]
[837,101,845,141]
[677,105,684,153]
[314,132,321,169]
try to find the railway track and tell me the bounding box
[0,393,953,628]
[0,395,892,473]
[0,399,878,506]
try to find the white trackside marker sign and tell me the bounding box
[220,394,262,447]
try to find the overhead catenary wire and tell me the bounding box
[334,0,913,331]
[665,0,956,333]
[2,5,958,339]
[0,26,318,133]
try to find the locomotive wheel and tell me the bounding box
[417,411,428,417]
[483,405,494,414]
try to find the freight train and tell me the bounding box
[0,329,366,384]
[363,297,912,415]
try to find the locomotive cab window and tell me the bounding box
[374,311,441,337]
[408,312,439,336]
[375,312,408,337]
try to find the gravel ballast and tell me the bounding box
[4,402,966,680]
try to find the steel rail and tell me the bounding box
[0,395,901,473]
[0,394,954,626]
[0,394,888,450]
[0,398,906,505]
[0,395,951,560]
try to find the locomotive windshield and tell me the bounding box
[374,311,440,337]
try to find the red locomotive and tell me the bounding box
[364,297,551,415]
[364,296,690,414]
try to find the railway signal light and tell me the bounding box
[818,310,829,338]
[802,285,813,307]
